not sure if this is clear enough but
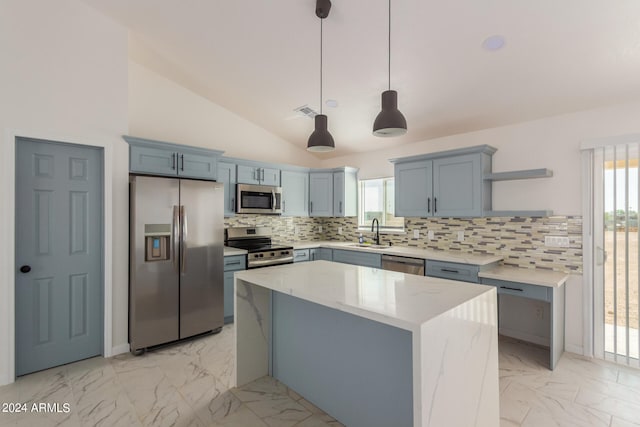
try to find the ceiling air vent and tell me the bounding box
[293,105,318,119]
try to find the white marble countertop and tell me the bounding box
[288,240,503,266]
[235,260,496,332]
[478,265,569,288]
[224,247,247,256]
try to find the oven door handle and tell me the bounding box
[249,257,293,268]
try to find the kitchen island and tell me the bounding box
[234,261,499,427]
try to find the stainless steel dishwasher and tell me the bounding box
[381,254,425,275]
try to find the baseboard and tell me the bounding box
[110,343,130,356]
[499,327,550,347]
[565,343,584,356]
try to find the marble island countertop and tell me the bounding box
[289,240,503,266]
[235,260,496,332]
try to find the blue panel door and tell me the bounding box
[177,151,217,180]
[15,137,103,376]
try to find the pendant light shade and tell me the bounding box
[373,0,407,137]
[307,0,335,152]
[307,114,335,152]
[373,90,407,137]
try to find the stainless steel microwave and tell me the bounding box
[236,184,282,214]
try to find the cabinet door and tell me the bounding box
[293,249,310,262]
[394,160,433,217]
[432,154,481,217]
[130,145,177,177]
[309,172,333,217]
[177,151,217,180]
[261,167,281,186]
[224,271,234,323]
[311,248,333,261]
[236,165,260,185]
[281,170,309,217]
[333,172,345,216]
[217,162,236,217]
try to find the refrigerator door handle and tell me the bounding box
[173,205,180,272]
[180,205,188,274]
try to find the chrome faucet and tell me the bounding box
[371,218,380,245]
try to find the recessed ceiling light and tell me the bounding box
[482,35,505,51]
[325,99,338,108]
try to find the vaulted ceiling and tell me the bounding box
[83,0,640,158]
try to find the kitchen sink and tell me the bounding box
[347,243,388,249]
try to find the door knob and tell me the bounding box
[19,265,31,273]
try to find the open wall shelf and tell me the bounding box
[484,168,553,181]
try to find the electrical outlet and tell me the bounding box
[545,236,570,247]
[294,226,300,235]
[413,229,420,239]
[427,230,435,240]
[535,306,544,320]
[318,225,323,233]
[338,227,343,235]
[457,231,465,242]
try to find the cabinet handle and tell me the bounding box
[339,201,342,213]
[282,200,286,212]
[226,261,241,266]
[231,197,235,211]
[427,198,431,213]
[180,154,185,171]
[261,169,265,181]
[500,286,524,292]
[434,197,437,213]
[171,153,176,170]
[310,201,313,213]
[254,169,258,181]
[441,268,459,274]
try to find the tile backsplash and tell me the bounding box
[225,215,582,274]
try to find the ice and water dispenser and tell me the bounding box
[144,224,171,262]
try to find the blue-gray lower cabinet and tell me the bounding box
[332,249,381,268]
[224,255,247,323]
[425,260,481,283]
[480,277,565,370]
[310,248,333,261]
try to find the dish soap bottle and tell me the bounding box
[358,233,364,244]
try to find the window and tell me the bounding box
[358,178,404,231]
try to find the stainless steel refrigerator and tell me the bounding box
[129,175,224,353]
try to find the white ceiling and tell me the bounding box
[83,0,640,158]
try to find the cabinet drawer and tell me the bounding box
[293,249,310,262]
[224,255,246,271]
[425,260,480,283]
[332,249,381,268]
[480,278,551,302]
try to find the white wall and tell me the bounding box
[129,60,320,168]
[321,101,640,216]
[0,0,129,384]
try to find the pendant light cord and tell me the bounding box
[388,0,391,91]
[320,18,323,115]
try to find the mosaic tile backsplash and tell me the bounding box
[225,215,582,274]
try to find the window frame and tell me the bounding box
[357,177,405,233]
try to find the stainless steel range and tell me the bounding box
[225,227,293,269]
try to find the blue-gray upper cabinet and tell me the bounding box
[309,172,334,217]
[333,167,358,217]
[390,145,495,218]
[394,160,433,217]
[217,161,237,217]
[124,136,223,180]
[237,164,280,186]
[281,170,309,217]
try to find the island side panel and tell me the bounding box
[235,278,272,387]
[272,292,413,427]
[419,289,499,427]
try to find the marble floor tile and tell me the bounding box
[3,327,640,427]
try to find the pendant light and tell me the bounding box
[373,0,407,137]
[307,0,335,152]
